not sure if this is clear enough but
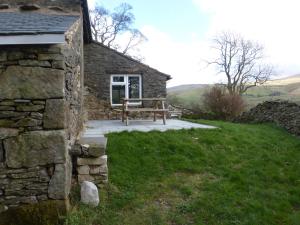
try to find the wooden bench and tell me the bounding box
[122,98,168,126]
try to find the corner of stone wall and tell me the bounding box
[0,17,84,224]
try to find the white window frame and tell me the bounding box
[110,74,142,106]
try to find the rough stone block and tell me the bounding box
[19,196,38,204]
[32,101,45,105]
[0,52,7,62]
[78,174,94,183]
[16,105,44,112]
[14,118,42,127]
[0,66,65,99]
[43,99,66,129]
[79,135,107,149]
[77,155,107,166]
[0,100,14,106]
[4,130,67,168]
[79,136,107,157]
[48,159,72,200]
[0,106,14,111]
[38,53,64,61]
[0,128,19,139]
[30,112,43,120]
[88,145,106,157]
[0,120,14,127]
[8,52,24,61]
[77,165,90,175]
[52,60,65,69]
[46,46,62,53]
[26,126,43,131]
[0,111,29,119]
[19,60,51,67]
[90,165,108,175]
[36,195,48,201]
[14,99,31,103]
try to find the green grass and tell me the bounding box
[66,121,300,225]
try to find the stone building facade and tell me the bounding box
[84,42,171,119]
[0,0,92,224]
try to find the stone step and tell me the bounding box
[79,135,107,149]
[77,135,107,157]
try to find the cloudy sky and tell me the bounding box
[87,0,300,87]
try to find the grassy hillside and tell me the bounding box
[167,75,300,109]
[66,121,300,225]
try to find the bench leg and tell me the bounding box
[122,110,124,122]
[126,112,129,126]
[163,112,166,125]
[153,112,156,122]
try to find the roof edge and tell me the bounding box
[90,40,172,80]
[0,34,65,45]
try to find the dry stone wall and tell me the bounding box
[71,137,108,187]
[236,101,300,137]
[0,19,84,222]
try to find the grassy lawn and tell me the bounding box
[66,120,300,225]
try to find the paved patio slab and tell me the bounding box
[83,119,216,137]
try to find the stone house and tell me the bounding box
[0,0,92,224]
[0,0,170,224]
[84,42,172,119]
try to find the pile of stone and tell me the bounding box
[71,135,108,186]
[236,100,300,137]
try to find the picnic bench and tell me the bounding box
[122,98,168,126]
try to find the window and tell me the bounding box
[111,74,142,106]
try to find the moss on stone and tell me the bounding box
[0,200,70,225]
[0,119,14,127]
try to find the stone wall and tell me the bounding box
[84,42,170,120]
[236,101,300,137]
[63,20,85,144]
[71,138,108,187]
[0,18,84,223]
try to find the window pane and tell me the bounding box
[128,76,140,99]
[113,76,124,82]
[112,85,125,104]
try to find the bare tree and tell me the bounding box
[208,32,273,95]
[90,3,147,58]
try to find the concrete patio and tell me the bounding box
[83,119,216,137]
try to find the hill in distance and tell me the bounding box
[167,74,300,109]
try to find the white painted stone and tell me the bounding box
[80,181,99,207]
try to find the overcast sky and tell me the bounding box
[87,0,300,87]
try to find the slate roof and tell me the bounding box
[0,12,79,35]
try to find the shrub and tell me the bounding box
[203,86,245,120]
